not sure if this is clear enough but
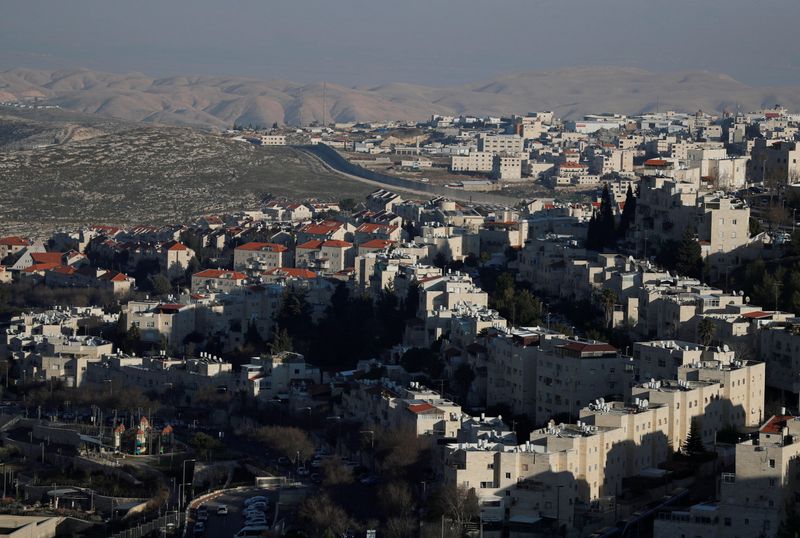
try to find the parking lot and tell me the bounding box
[188,487,279,537]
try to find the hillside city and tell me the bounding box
[3,104,800,538]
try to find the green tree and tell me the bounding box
[271,327,293,353]
[597,288,618,329]
[400,347,443,377]
[189,432,223,461]
[682,417,705,456]
[339,198,358,212]
[617,184,637,238]
[150,274,172,296]
[122,323,143,355]
[675,226,703,279]
[697,317,716,347]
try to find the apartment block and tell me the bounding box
[478,134,524,154]
[233,242,290,271]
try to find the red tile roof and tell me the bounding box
[0,236,30,246]
[237,242,289,253]
[322,240,352,249]
[166,241,188,251]
[301,221,342,235]
[408,402,439,414]
[644,159,669,167]
[297,240,324,250]
[741,311,771,319]
[49,265,77,275]
[360,239,394,250]
[157,304,187,313]
[264,267,317,279]
[559,342,617,353]
[760,415,795,435]
[356,223,398,234]
[31,252,64,264]
[102,271,132,282]
[23,262,61,273]
[194,269,247,280]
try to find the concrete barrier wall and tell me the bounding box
[301,144,521,206]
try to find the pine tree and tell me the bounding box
[599,184,617,242]
[271,327,293,353]
[586,212,602,251]
[683,417,705,456]
[617,184,637,238]
[675,226,703,278]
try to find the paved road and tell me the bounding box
[188,487,278,538]
[297,145,520,205]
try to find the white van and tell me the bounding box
[233,526,270,537]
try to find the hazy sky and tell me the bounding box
[2,0,800,87]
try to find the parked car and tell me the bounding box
[192,521,205,535]
[244,496,268,506]
[234,526,270,537]
[217,505,228,515]
[246,502,267,512]
[243,507,265,517]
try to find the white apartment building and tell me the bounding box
[478,134,524,154]
[233,242,290,271]
[758,319,800,398]
[492,154,523,181]
[125,301,196,350]
[633,340,735,381]
[534,339,632,425]
[417,272,488,315]
[451,151,494,173]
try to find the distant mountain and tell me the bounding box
[1,66,798,128]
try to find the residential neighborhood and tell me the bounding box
[4,102,800,537]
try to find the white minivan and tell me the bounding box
[233,526,270,537]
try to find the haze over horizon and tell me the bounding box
[3,0,800,87]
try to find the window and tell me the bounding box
[506,472,511,479]
[770,459,776,468]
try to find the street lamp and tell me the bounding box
[179,459,195,512]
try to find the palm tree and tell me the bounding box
[597,288,617,329]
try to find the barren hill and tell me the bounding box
[0,107,375,234]
[2,67,799,128]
